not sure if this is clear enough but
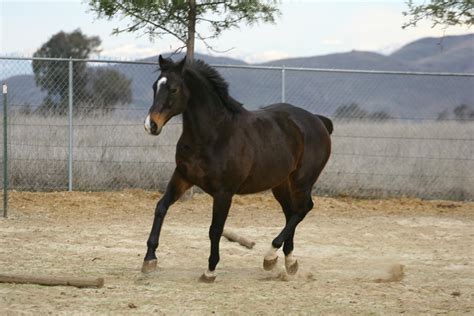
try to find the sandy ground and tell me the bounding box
[0,190,473,315]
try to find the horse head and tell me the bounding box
[144,55,188,136]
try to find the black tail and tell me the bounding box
[317,115,333,135]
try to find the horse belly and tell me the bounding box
[236,152,295,194]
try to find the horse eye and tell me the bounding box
[170,88,178,94]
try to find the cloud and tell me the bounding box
[198,49,291,64]
[241,50,291,63]
[322,39,343,46]
[346,7,471,54]
[98,44,157,60]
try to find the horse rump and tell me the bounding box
[316,115,333,135]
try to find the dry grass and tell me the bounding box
[2,113,474,199]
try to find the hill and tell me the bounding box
[2,33,473,119]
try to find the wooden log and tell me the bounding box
[0,274,104,288]
[222,230,255,249]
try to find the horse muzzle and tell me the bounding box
[144,114,161,136]
[144,112,170,136]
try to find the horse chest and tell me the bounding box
[175,144,214,185]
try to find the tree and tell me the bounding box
[333,103,368,120]
[334,103,393,121]
[453,104,474,121]
[87,68,133,114]
[33,29,101,115]
[437,110,450,121]
[88,0,280,61]
[368,111,393,121]
[403,0,474,29]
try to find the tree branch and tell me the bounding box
[114,2,187,43]
[196,32,235,54]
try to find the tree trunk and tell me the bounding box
[186,0,196,62]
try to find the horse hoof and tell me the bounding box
[198,270,216,283]
[285,259,299,275]
[141,259,157,273]
[263,256,278,271]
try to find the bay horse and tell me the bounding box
[142,56,333,282]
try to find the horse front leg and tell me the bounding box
[142,170,191,273]
[199,193,233,283]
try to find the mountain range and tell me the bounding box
[3,33,473,119]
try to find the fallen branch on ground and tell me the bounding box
[222,230,255,249]
[0,274,104,288]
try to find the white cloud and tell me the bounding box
[98,44,158,60]
[322,39,343,46]
[196,48,291,63]
[346,7,471,54]
[242,50,291,63]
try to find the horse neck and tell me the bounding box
[182,92,236,143]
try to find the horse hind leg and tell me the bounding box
[282,222,299,275]
[264,183,298,273]
[268,184,314,275]
[285,190,313,275]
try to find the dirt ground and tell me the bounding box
[0,190,473,315]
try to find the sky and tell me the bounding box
[0,0,472,63]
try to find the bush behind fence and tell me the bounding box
[1,57,473,200]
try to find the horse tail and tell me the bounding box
[316,115,333,135]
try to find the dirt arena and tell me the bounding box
[0,190,473,314]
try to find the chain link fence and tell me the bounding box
[1,57,473,200]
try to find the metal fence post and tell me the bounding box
[2,83,8,218]
[281,65,286,103]
[68,58,73,191]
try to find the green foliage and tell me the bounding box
[436,110,449,121]
[403,0,474,28]
[33,29,101,114]
[453,104,474,121]
[334,103,393,121]
[87,68,133,114]
[437,104,474,121]
[88,0,280,56]
[334,103,368,120]
[32,29,132,116]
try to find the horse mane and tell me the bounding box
[187,60,244,114]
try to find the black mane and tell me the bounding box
[188,60,245,114]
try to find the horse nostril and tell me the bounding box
[150,120,157,134]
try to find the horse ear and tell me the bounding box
[177,56,187,72]
[158,55,168,70]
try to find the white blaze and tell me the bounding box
[156,77,168,97]
[144,115,152,134]
[144,77,167,134]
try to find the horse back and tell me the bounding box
[263,103,333,138]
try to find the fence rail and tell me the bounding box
[1,56,473,200]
